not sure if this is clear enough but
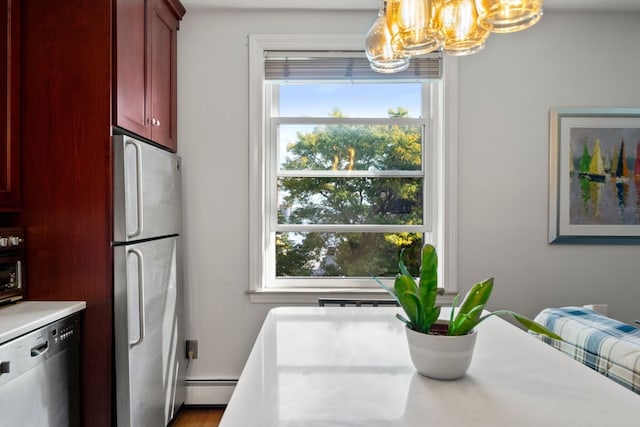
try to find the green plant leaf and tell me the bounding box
[452,278,493,333]
[395,312,412,327]
[398,248,413,280]
[510,312,563,341]
[423,305,441,333]
[468,310,564,341]
[449,293,460,326]
[395,275,422,328]
[449,304,485,336]
[397,244,439,333]
[369,273,397,300]
[418,245,438,311]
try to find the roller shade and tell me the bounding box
[264,51,442,82]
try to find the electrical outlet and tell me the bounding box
[186,340,198,359]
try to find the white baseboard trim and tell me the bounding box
[185,379,237,405]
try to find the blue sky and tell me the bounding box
[279,83,422,118]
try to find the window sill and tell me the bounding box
[247,288,457,305]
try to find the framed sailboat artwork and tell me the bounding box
[549,108,640,243]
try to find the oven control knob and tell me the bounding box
[8,236,21,246]
[0,238,7,248]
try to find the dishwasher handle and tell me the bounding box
[30,341,49,357]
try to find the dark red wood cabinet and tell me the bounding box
[116,0,185,152]
[0,0,19,211]
[19,1,185,426]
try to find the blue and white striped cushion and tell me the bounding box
[532,306,640,394]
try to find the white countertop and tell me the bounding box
[0,301,86,344]
[221,306,640,427]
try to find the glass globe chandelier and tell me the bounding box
[365,0,543,72]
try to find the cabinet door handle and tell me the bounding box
[149,118,161,127]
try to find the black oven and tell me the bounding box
[0,227,25,305]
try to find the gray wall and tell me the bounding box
[178,8,640,382]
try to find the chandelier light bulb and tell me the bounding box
[387,0,444,56]
[365,1,411,73]
[476,0,543,33]
[441,0,489,56]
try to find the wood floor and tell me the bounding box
[170,407,225,427]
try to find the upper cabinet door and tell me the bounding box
[115,0,149,142]
[115,0,185,152]
[149,0,181,152]
[0,0,20,211]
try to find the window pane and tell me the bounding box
[276,232,423,277]
[278,83,422,118]
[278,177,424,225]
[279,124,422,171]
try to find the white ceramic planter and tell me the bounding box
[405,325,477,380]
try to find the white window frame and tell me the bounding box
[248,34,458,304]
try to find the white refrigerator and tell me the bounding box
[112,134,186,427]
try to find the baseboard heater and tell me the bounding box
[185,379,237,405]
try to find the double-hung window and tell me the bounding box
[249,35,457,302]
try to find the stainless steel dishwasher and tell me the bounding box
[0,312,81,427]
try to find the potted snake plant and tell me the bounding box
[375,244,561,380]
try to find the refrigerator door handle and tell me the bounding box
[128,248,146,348]
[125,139,144,239]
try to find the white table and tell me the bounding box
[220,307,640,427]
